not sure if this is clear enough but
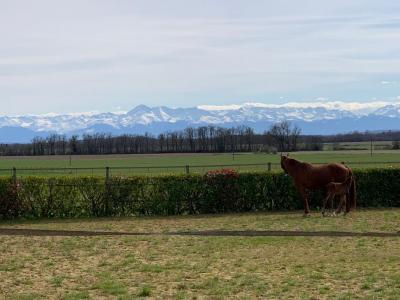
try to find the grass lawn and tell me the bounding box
[0,150,400,176]
[1,209,399,299]
[323,141,395,151]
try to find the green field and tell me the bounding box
[0,149,400,176]
[324,141,395,151]
[0,209,399,299]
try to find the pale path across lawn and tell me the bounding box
[2,209,399,233]
[0,228,399,237]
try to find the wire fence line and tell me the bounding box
[0,161,400,178]
[1,163,274,178]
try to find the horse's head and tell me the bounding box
[280,155,289,174]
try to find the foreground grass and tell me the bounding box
[0,209,400,299]
[3,208,400,234]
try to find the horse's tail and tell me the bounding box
[346,167,356,212]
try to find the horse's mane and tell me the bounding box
[286,157,312,170]
[343,174,353,184]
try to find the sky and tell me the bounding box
[1,0,400,115]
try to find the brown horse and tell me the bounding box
[322,175,353,216]
[280,155,356,216]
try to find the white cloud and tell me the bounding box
[1,1,400,114]
[381,80,398,85]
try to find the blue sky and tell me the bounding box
[1,0,400,115]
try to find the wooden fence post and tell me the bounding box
[48,178,54,216]
[185,165,190,174]
[12,167,17,184]
[105,167,110,183]
[105,167,110,216]
[267,162,271,172]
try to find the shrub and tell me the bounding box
[0,168,399,220]
[203,169,240,213]
[0,179,20,219]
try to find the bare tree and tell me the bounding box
[268,121,299,152]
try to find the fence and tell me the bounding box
[1,161,400,178]
[0,163,275,178]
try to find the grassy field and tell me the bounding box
[0,209,399,299]
[324,141,395,151]
[0,149,400,176]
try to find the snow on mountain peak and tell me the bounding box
[127,104,152,115]
[198,101,398,115]
[1,100,400,142]
[373,103,400,117]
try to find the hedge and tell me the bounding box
[0,169,399,219]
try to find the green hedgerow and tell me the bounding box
[0,168,398,219]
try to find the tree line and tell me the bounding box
[0,122,307,156]
[0,122,399,156]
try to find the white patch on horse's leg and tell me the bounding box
[336,195,346,215]
[322,193,333,217]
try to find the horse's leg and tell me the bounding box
[323,186,334,216]
[322,195,328,216]
[329,195,335,216]
[322,193,332,216]
[298,185,310,216]
[335,195,345,215]
[329,195,334,213]
[341,195,348,216]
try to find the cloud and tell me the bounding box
[1,1,400,114]
[381,80,398,85]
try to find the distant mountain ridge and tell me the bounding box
[1,101,400,143]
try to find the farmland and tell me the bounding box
[0,149,400,176]
[323,140,396,151]
[0,209,399,299]
[0,149,399,299]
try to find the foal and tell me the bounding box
[322,175,353,216]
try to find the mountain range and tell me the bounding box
[1,101,400,143]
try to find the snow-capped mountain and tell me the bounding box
[1,101,400,143]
